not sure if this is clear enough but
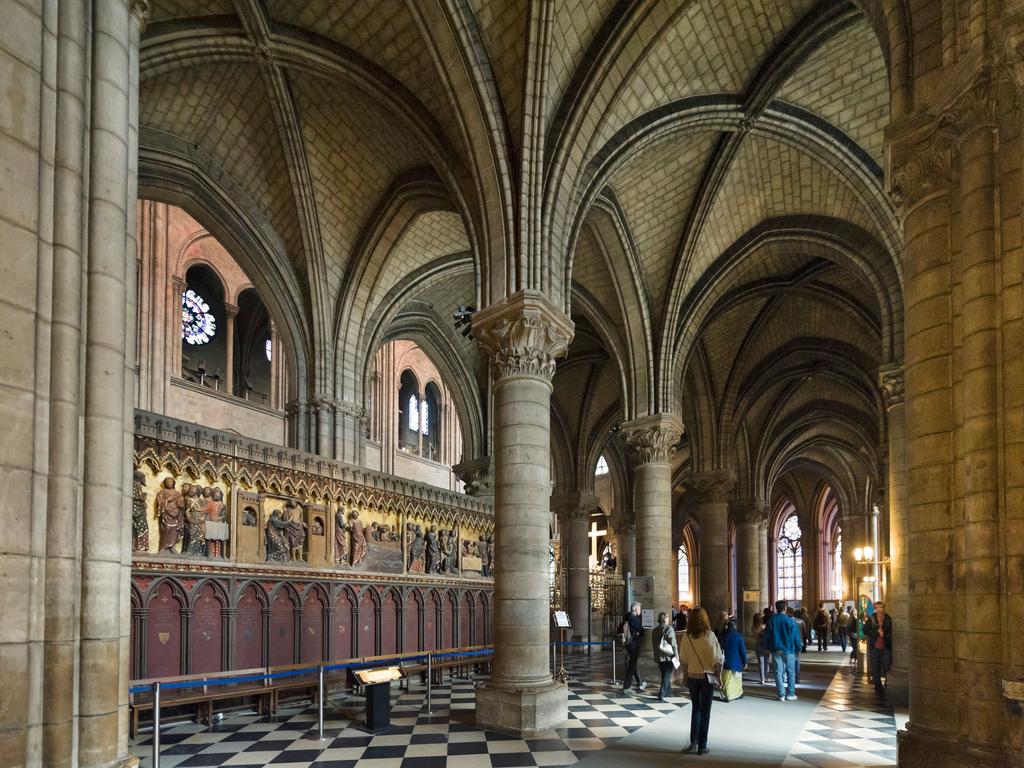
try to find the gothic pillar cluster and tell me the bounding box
[688,471,735,620]
[731,498,767,642]
[620,415,683,625]
[471,291,573,737]
[889,61,1024,767]
[552,493,599,640]
[1,1,147,765]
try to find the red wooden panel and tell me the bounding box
[190,583,223,674]
[269,591,295,667]
[358,590,377,656]
[333,591,354,660]
[423,593,438,651]
[300,591,323,664]
[380,591,399,656]
[475,594,487,646]
[403,593,420,653]
[460,594,473,646]
[441,593,455,649]
[235,585,263,669]
[146,582,182,678]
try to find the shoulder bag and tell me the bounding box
[686,633,722,689]
[658,627,675,657]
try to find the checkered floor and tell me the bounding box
[130,652,680,768]
[784,663,899,767]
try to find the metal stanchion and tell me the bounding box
[423,653,433,715]
[152,681,161,768]
[317,665,325,741]
[611,637,617,684]
[587,584,593,656]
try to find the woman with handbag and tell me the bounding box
[678,606,724,755]
[652,611,679,700]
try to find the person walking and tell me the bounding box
[621,601,647,693]
[720,619,747,701]
[766,600,801,701]
[653,611,679,700]
[864,600,893,696]
[837,604,851,652]
[814,602,830,651]
[679,607,724,755]
[753,613,771,684]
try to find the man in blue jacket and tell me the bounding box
[766,600,801,701]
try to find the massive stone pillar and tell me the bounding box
[224,303,237,395]
[732,499,766,642]
[880,365,909,708]
[621,415,683,625]
[891,67,1023,766]
[552,493,599,640]
[471,291,573,737]
[608,512,636,578]
[758,520,769,609]
[688,472,735,619]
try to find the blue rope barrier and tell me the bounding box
[130,647,495,693]
[554,640,611,647]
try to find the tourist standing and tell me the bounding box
[720,620,747,701]
[864,600,893,696]
[679,607,724,755]
[837,605,851,652]
[621,601,647,692]
[814,602,830,651]
[652,611,679,700]
[767,600,801,701]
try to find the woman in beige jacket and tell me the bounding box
[678,607,725,754]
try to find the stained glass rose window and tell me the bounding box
[182,288,216,345]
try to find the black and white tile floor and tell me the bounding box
[784,663,899,767]
[130,653,680,768]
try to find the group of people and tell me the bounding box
[620,598,895,756]
[146,474,229,558]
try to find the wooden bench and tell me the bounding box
[129,667,271,738]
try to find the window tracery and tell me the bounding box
[181,288,216,345]
[777,514,803,600]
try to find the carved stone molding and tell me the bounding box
[550,492,600,521]
[731,498,767,525]
[312,396,336,416]
[453,456,495,498]
[687,470,736,505]
[619,413,683,464]
[941,76,998,137]
[889,123,954,214]
[130,0,151,28]
[1000,16,1024,95]
[471,290,574,381]
[879,364,905,411]
[608,511,635,535]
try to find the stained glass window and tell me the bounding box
[677,544,690,602]
[420,399,429,436]
[181,288,216,345]
[832,532,843,599]
[595,455,609,475]
[777,514,803,600]
[407,394,419,432]
[265,338,272,362]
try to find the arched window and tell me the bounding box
[398,370,419,452]
[180,264,226,390]
[408,394,419,432]
[677,544,690,603]
[422,382,441,460]
[777,514,803,600]
[595,455,609,475]
[182,289,216,345]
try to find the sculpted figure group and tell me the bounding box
[147,475,228,558]
[264,499,307,563]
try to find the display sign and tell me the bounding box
[553,610,571,629]
[354,666,403,685]
[627,575,655,611]
[641,609,655,629]
[743,590,760,604]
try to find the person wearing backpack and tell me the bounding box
[620,601,647,693]
[813,602,830,651]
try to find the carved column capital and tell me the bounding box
[879,364,905,411]
[130,0,151,29]
[889,119,955,215]
[619,413,683,464]
[471,290,574,381]
[551,492,600,521]
[687,470,735,505]
[453,456,495,498]
[608,512,635,536]
[731,498,767,526]
[940,75,998,138]
[224,303,239,319]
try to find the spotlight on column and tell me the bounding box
[453,305,476,338]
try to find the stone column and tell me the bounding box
[78,1,143,765]
[171,275,186,376]
[224,303,238,395]
[269,319,281,409]
[688,471,735,620]
[334,400,366,465]
[732,499,766,643]
[454,456,495,502]
[608,512,636,577]
[313,396,334,457]
[881,363,909,707]
[552,493,599,641]
[471,290,573,737]
[758,520,770,608]
[620,414,683,628]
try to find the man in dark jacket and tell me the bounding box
[621,601,647,692]
[766,600,802,701]
[864,601,893,696]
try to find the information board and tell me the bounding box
[553,610,572,629]
[641,609,656,629]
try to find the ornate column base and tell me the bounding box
[898,725,1016,768]
[475,681,569,738]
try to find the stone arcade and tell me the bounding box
[3,1,1024,767]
